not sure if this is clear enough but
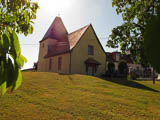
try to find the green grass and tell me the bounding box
[1,72,160,120]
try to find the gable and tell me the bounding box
[89,25,106,54]
[71,24,106,54]
[70,25,106,75]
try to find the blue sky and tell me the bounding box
[20,0,123,69]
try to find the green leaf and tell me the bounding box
[21,55,27,63]
[6,58,15,88]
[6,27,11,45]
[26,15,29,24]
[28,25,34,34]
[1,81,7,95]
[0,35,4,48]
[12,69,22,91]
[7,16,16,23]
[16,55,27,67]
[12,31,21,57]
[0,59,5,86]
[2,33,9,52]
[0,59,9,95]
[32,13,36,19]
[24,11,29,24]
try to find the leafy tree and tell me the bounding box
[107,0,160,66]
[144,14,160,73]
[0,0,39,95]
[144,14,160,84]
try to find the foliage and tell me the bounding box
[144,14,160,73]
[107,0,160,65]
[118,60,128,74]
[0,0,39,95]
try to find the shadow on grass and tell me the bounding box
[100,77,159,93]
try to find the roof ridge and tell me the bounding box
[68,24,91,50]
[69,24,90,35]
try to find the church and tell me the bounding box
[37,17,106,76]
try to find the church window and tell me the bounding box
[88,45,94,55]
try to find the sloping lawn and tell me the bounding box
[0,72,160,120]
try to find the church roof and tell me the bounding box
[40,17,103,58]
[41,17,68,42]
[68,24,90,50]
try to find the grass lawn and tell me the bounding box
[1,72,160,120]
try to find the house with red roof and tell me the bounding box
[37,17,106,76]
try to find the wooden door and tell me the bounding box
[88,66,94,75]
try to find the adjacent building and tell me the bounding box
[106,52,144,72]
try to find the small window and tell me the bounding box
[58,57,62,71]
[88,45,94,55]
[49,58,52,71]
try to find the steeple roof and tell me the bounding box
[42,17,68,42]
[41,17,70,57]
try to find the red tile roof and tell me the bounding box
[68,24,90,50]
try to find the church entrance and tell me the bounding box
[85,58,101,76]
[87,66,94,75]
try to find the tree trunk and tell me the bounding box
[153,69,155,84]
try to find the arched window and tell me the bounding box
[118,61,128,74]
[108,62,115,73]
